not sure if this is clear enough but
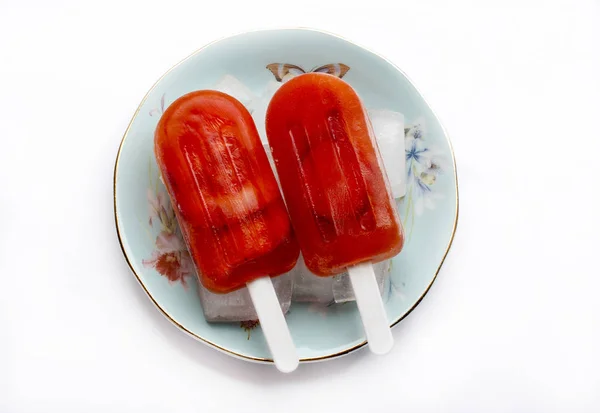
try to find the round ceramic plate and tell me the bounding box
[114,28,458,363]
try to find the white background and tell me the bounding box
[1,0,599,412]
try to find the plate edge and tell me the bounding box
[112,27,460,364]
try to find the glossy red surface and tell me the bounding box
[155,91,299,293]
[266,73,403,276]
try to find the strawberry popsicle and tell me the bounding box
[266,73,404,354]
[155,90,300,371]
[155,90,299,294]
[266,73,403,275]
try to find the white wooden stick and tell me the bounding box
[247,276,299,372]
[348,262,394,355]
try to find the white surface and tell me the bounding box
[348,263,394,355]
[1,1,599,412]
[247,277,299,373]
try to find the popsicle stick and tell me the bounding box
[348,262,394,355]
[247,276,299,373]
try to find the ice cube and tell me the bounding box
[197,272,293,322]
[251,96,269,146]
[331,260,391,303]
[213,75,257,109]
[368,109,406,198]
[263,143,282,190]
[291,256,391,304]
[262,80,282,100]
[291,256,335,304]
[250,81,282,146]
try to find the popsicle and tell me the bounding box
[266,73,404,354]
[155,90,300,371]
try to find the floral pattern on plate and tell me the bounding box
[266,63,350,82]
[401,118,447,241]
[142,161,193,288]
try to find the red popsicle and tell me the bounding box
[265,73,404,276]
[266,73,404,355]
[155,90,299,294]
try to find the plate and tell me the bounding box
[114,28,458,363]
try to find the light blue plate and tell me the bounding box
[114,28,458,363]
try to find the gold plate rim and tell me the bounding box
[113,27,459,364]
